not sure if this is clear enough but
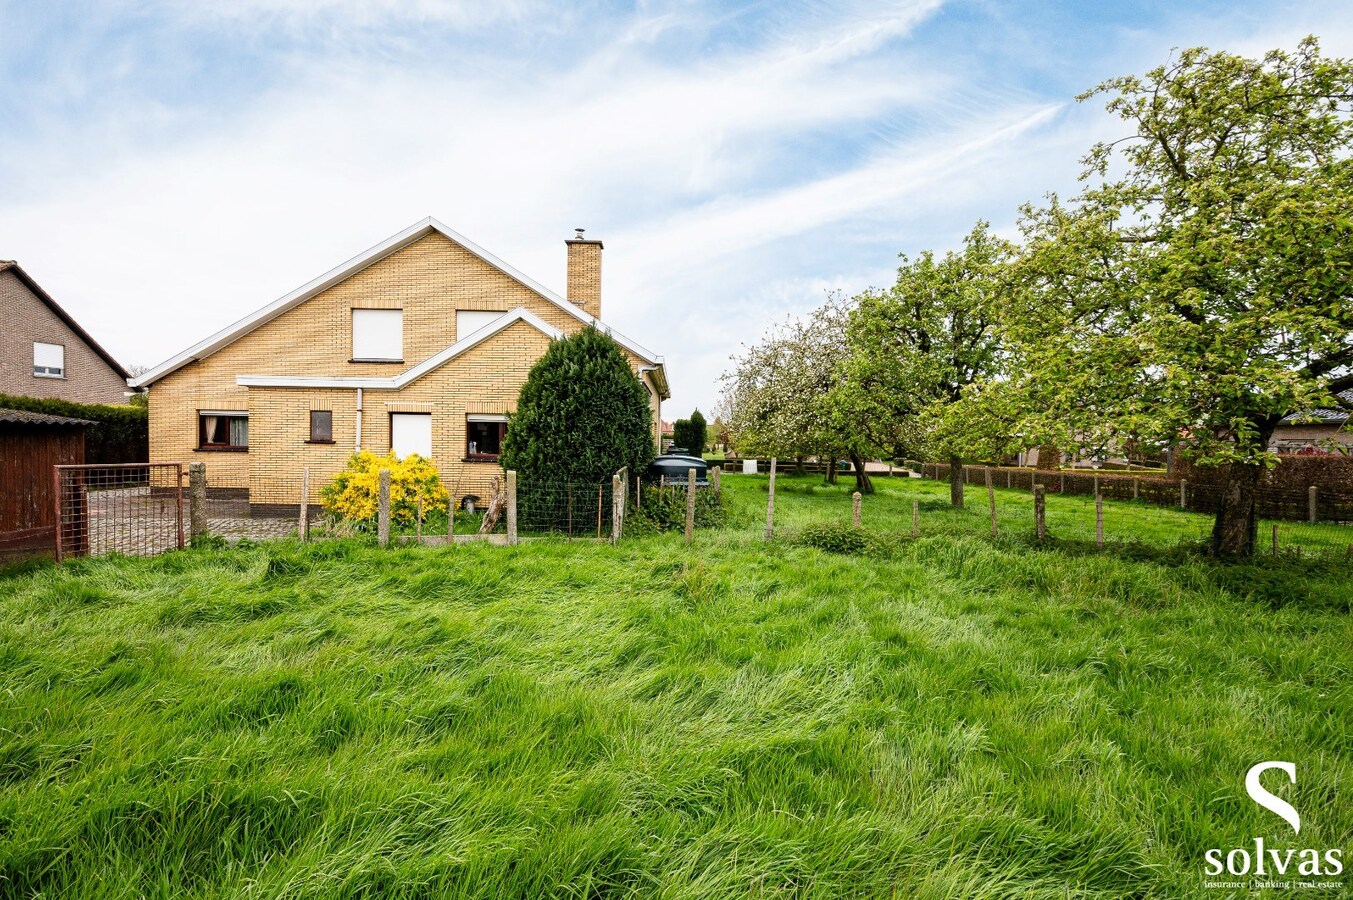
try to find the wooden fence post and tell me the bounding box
[377,468,391,547]
[711,465,721,494]
[985,467,997,537]
[1095,490,1104,547]
[612,471,623,544]
[1308,485,1318,523]
[1179,479,1187,509]
[299,466,311,541]
[1272,522,1279,557]
[506,470,518,545]
[852,491,862,527]
[685,468,696,545]
[416,495,423,540]
[765,457,777,541]
[188,462,207,541]
[1059,472,1065,493]
[912,499,919,538]
[1006,469,1011,489]
[635,475,642,511]
[1034,485,1046,542]
[1133,475,1140,501]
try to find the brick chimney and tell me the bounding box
[565,228,603,319]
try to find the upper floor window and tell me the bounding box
[199,411,248,450]
[33,342,64,378]
[456,310,504,341]
[351,309,403,361]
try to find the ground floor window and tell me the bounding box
[390,412,432,459]
[309,410,333,443]
[466,415,507,460]
[199,411,248,450]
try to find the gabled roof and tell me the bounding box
[0,261,133,382]
[236,307,563,389]
[1281,389,1353,426]
[131,217,663,388]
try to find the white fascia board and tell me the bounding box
[136,217,663,387]
[236,307,562,390]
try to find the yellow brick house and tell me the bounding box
[132,218,669,513]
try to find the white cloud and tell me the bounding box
[7,0,1351,415]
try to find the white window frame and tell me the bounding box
[456,310,506,341]
[33,342,65,378]
[390,412,433,460]
[351,309,404,362]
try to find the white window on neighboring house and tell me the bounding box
[390,413,432,459]
[351,309,403,361]
[456,310,505,341]
[33,342,64,377]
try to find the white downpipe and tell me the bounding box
[355,387,363,452]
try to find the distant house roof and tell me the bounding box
[131,217,666,391]
[1281,389,1353,426]
[0,408,94,427]
[0,261,134,382]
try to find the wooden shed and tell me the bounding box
[1,408,91,562]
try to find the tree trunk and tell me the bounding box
[1210,461,1263,558]
[794,456,804,475]
[849,452,874,495]
[826,456,838,485]
[948,455,964,508]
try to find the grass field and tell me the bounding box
[1,475,1350,898]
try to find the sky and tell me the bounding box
[3,0,1352,417]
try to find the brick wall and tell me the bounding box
[565,239,602,319]
[148,232,663,505]
[0,269,130,405]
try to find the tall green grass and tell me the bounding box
[0,476,1349,898]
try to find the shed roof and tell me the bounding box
[0,408,95,427]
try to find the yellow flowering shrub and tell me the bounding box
[320,451,449,525]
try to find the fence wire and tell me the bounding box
[55,463,184,561]
[514,479,616,538]
[911,465,1351,557]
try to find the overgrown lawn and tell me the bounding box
[1,475,1349,898]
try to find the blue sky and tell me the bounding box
[3,0,1351,415]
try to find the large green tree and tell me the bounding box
[501,327,655,486]
[1010,38,1353,556]
[845,222,1014,507]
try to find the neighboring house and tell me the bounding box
[132,218,670,513]
[0,260,133,405]
[1270,390,1352,454]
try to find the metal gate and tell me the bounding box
[54,463,184,561]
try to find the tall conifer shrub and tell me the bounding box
[501,328,656,490]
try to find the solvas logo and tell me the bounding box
[1204,762,1343,885]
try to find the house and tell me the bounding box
[131,218,670,514]
[0,260,134,405]
[1270,390,1352,454]
[0,408,91,562]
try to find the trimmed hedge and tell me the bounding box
[0,393,147,464]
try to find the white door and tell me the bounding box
[391,413,432,459]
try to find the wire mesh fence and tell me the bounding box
[514,479,617,538]
[907,471,1352,557]
[55,463,185,561]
